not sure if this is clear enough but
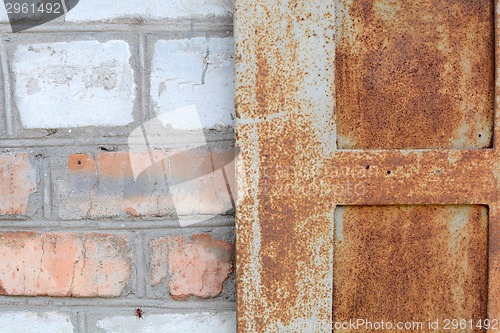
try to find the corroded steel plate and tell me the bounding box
[235,0,500,332]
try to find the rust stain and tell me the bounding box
[336,0,494,149]
[251,115,335,332]
[333,205,488,332]
[257,118,300,329]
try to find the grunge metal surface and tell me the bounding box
[333,205,488,332]
[235,0,500,332]
[336,0,495,149]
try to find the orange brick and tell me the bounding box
[168,147,235,217]
[0,232,130,297]
[68,154,96,174]
[169,167,233,216]
[169,148,214,185]
[96,151,168,179]
[0,153,36,215]
[97,152,134,178]
[210,147,237,172]
[166,234,234,300]
[61,151,172,218]
[61,149,234,219]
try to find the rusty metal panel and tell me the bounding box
[235,0,500,331]
[333,205,488,332]
[336,0,495,149]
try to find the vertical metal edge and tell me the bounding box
[491,0,500,325]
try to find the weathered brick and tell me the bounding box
[58,149,234,219]
[151,38,234,130]
[13,40,135,129]
[211,147,237,202]
[169,148,234,218]
[0,232,130,297]
[169,148,214,185]
[0,153,36,216]
[58,151,172,219]
[0,0,238,324]
[0,312,74,333]
[95,312,236,333]
[150,237,169,286]
[163,234,234,300]
[68,153,96,174]
[65,0,232,22]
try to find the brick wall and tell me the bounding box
[0,1,236,332]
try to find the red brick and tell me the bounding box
[150,237,169,286]
[97,151,168,179]
[62,149,235,219]
[0,232,130,297]
[97,152,135,178]
[0,153,36,215]
[213,148,237,203]
[210,148,236,173]
[166,234,234,300]
[169,147,236,186]
[68,154,96,174]
[168,148,234,217]
[169,148,214,185]
[63,152,171,218]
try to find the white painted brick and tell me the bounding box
[95,312,236,333]
[0,312,74,333]
[65,0,232,22]
[13,40,136,128]
[151,38,234,130]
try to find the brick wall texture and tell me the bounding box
[0,1,236,332]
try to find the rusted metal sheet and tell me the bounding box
[235,0,500,332]
[235,0,336,331]
[336,0,495,149]
[333,205,488,332]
